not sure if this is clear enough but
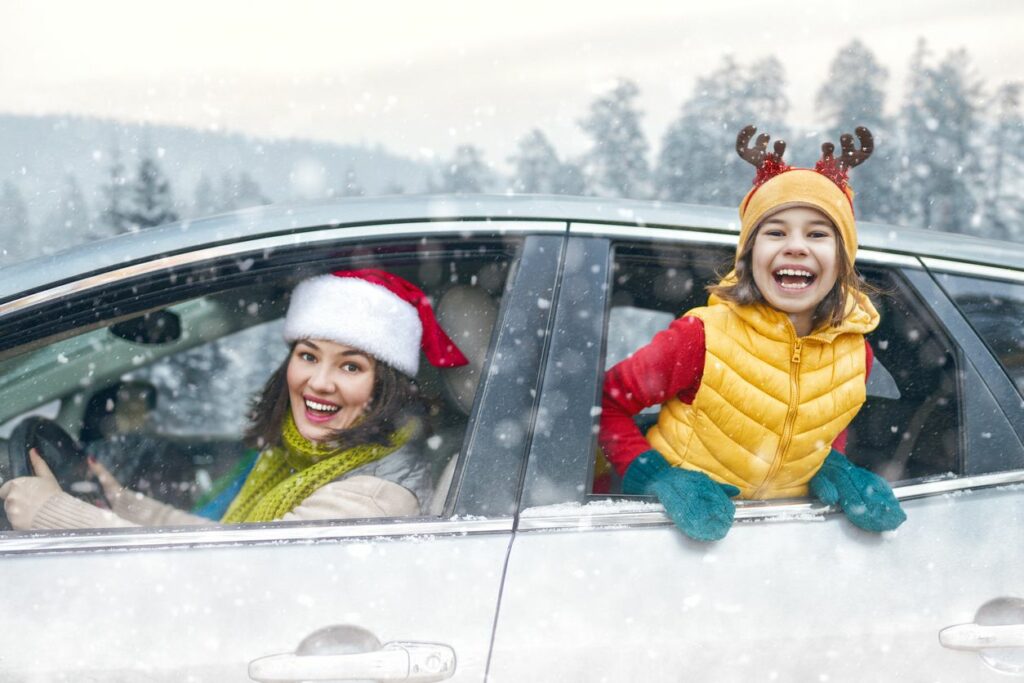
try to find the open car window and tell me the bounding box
[0,236,519,532]
[596,242,962,494]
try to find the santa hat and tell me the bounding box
[283,269,469,376]
[735,125,874,265]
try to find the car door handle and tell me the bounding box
[249,641,456,681]
[939,623,1024,650]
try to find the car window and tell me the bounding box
[597,242,961,493]
[934,271,1024,396]
[0,239,517,531]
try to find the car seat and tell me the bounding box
[425,284,499,515]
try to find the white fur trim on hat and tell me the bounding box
[284,275,422,376]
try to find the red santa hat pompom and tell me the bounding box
[283,269,469,377]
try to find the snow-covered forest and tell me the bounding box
[1,38,1022,267]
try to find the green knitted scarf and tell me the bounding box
[221,412,414,523]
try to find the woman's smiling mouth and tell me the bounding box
[304,396,341,423]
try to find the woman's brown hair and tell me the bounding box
[707,221,869,331]
[244,343,420,451]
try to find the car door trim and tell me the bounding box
[0,516,514,555]
[566,223,924,268]
[921,258,1024,283]
[0,220,566,318]
[515,469,1024,531]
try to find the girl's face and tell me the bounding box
[286,339,377,443]
[750,206,840,336]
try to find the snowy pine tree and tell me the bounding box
[899,41,985,233]
[984,83,1024,240]
[99,146,133,236]
[437,145,494,193]
[0,181,31,263]
[509,129,583,194]
[656,57,761,204]
[815,40,901,223]
[126,154,179,230]
[234,171,271,208]
[580,79,651,198]
[746,57,791,141]
[46,174,92,246]
[924,49,983,234]
[193,174,219,218]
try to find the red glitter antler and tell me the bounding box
[736,124,789,187]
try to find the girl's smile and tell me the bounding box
[751,205,839,336]
[286,339,376,443]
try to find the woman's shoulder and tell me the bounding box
[340,438,433,508]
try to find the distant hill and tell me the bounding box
[0,113,435,220]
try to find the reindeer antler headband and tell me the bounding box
[736,124,874,195]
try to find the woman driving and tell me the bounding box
[0,269,468,529]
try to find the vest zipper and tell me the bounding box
[753,338,802,497]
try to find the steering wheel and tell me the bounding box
[5,417,108,509]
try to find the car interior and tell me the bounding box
[0,240,514,529]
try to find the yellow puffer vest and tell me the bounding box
[646,292,879,499]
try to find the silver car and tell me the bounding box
[1,195,1022,682]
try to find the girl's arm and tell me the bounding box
[599,316,706,476]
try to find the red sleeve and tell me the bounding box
[599,316,706,476]
[831,340,874,453]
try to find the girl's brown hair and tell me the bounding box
[707,222,869,331]
[244,343,420,451]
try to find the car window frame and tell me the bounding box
[517,223,1024,532]
[0,220,566,554]
[925,259,1024,401]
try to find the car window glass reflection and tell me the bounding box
[936,272,1024,396]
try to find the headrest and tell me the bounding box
[434,285,499,415]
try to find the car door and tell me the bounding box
[0,221,565,682]
[489,227,1024,682]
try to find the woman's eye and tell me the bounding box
[298,351,316,362]
[342,362,361,372]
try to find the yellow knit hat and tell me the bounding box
[734,125,874,266]
[737,168,857,265]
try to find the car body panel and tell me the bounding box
[2,527,511,681]
[491,486,1024,682]
[0,196,1022,681]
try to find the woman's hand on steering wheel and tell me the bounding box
[87,457,125,503]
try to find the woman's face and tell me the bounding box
[286,339,377,443]
[750,205,840,336]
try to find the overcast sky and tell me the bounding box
[2,0,1022,168]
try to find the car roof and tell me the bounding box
[3,193,1023,304]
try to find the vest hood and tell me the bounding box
[707,288,879,342]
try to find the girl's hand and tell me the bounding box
[809,449,906,532]
[0,448,63,529]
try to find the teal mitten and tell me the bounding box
[809,449,906,532]
[623,449,741,542]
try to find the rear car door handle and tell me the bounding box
[939,623,1024,650]
[249,641,455,682]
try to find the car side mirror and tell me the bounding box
[109,310,182,345]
